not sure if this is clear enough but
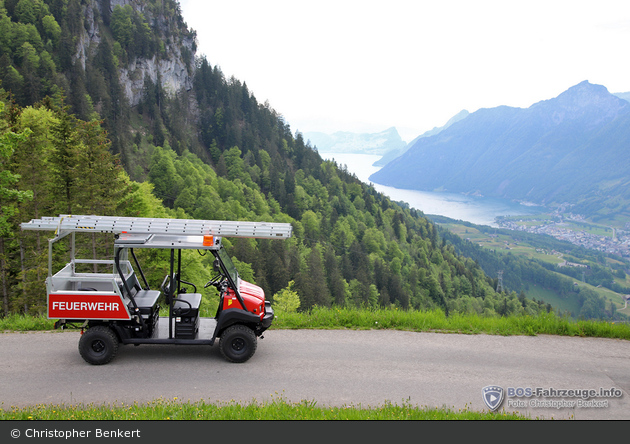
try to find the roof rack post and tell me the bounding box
[48,238,53,279]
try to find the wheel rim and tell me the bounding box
[91,340,106,354]
[231,338,246,353]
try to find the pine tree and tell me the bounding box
[47,98,80,214]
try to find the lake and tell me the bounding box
[320,152,546,227]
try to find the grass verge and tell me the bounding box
[0,313,57,331]
[2,308,630,340]
[0,396,529,420]
[271,307,630,340]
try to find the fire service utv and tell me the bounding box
[20,215,293,365]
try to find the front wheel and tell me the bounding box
[78,326,119,365]
[219,325,257,363]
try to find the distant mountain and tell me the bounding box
[374,110,469,166]
[613,91,630,102]
[304,127,406,155]
[369,81,630,218]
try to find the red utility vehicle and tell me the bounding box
[21,215,292,364]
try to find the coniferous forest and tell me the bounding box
[0,0,620,321]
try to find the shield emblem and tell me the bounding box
[482,385,504,411]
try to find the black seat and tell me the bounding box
[133,290,161,315]
[119,273,160,316]
[173,293,202,315]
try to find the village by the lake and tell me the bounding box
[495,211,630,258]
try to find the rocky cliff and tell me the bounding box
[75,0,196,107]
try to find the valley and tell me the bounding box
[320,150,630,319]
[434,217,630,317]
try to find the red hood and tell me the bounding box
[224,279,266,318]
[238,279,265,303]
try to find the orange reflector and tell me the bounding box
[203,235,214,246]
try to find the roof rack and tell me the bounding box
[21,215,293,239]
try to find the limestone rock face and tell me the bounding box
[118,38,195,107]
[74,0,196,106]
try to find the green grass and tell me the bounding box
[0,396,528,420]
[3,308,630,340]
[523,250,565,264]
[527,269,629,314]
[0,313,57,331]
[440,221,565,263]
[494,246,565,265]
[562,221,613,238]
[573,281,627,307]
[271,307,630,339]
[524,285,582,315]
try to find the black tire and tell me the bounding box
[219,325,257,363]
[78,326,119,365]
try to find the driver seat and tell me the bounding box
[172,292,202,339]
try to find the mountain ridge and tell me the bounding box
[369,81,630,217]
[374,109,470,167]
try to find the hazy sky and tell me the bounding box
[178,0,630,143]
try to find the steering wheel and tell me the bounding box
[204,274,225,289]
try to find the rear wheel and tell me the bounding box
[78,326,119,365]
[219,325,257,363]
